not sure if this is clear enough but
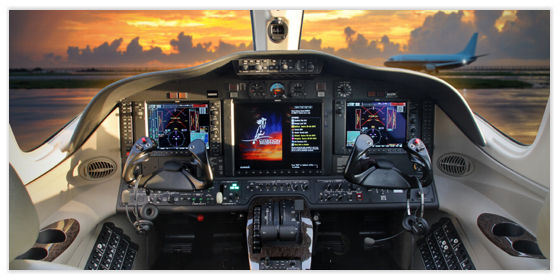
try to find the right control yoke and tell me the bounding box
[403,137,433,187]
[344,134,433,189]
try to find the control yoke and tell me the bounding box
[403,137,433,187]
[122,137,156,185]
[344,134,432,189]
[122,137,214,191]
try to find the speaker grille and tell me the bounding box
[437,153,473,177]
[82,158,116,180]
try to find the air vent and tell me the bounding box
[81,158,116,180]
[437,153,473,177]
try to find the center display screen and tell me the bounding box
[234,102,322,173]
[346,101,407,148]
[147,103,210,150]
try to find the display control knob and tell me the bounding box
[281,63,288,70]
[216,192,223,204]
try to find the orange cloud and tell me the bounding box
[11,10,252,61]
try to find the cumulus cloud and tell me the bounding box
[407,11,476,53]
[301,26,403,60]
[485,10,549,59]
[380,35,402,56]
[300,10,548,66]
[407,10,549,60]
[64,32,251,67]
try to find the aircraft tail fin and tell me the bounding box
[458,33,478,56]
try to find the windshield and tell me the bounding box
[9,10,549,150]
[9,10,254,151]
[300,10,550,145]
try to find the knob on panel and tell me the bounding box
[216,192,223,204]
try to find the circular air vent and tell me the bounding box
[81,158,117,180]
[437,153,473,177]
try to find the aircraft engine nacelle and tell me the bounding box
[425,64,436,72]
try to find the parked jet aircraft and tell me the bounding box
[384,33,488,72]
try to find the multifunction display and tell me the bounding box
[346,101,407,148]
[147,103,210,150]
[235,102,321,174]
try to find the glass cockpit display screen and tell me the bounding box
[147,103,209,150]
[346,101,407,148]
[234,102,322,172]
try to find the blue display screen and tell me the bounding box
[147,103,209,150]
[346,101,407,148]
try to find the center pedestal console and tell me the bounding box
[246,197,313,270]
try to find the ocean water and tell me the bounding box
[8,85,550,151]
[9,88,100,151]
[459,88,549,144]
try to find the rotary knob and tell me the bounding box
[308,63,315,71]
[216,192,223,204]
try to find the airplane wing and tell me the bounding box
[425,61,463,71]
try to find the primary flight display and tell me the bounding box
[147,103,210,150]
[346,101,407,148]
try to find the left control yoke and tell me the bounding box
[122,136,214,191]
[122,137,156,186]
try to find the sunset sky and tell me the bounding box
[9,10,550,68]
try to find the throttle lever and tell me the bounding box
[123,137,156,185]
[403,138,433,186]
